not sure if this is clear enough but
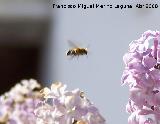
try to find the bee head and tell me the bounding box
[66,50,71,56]
[84,48,88,54]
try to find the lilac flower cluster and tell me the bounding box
[0,79,41,124]
[34,82,105,124]
[122,30,160,124]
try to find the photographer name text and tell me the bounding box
[52,3,158,9]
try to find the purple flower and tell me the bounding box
[0,79,41,124]
[34,82,106,124]
[122,30,160,124]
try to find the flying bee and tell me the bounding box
[67,48,88,56]
[66,40,88,58]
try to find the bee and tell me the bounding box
[66,40,88,57]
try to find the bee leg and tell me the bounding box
[85,52,88,58]
[70,56,74,60]
[76,55,79,60]
[67,55,74,60]
[72,55,76,59]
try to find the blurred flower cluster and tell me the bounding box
[0,80,105,124]
[0,79,41,124]
[35,82,105,124]
[122,30,160,124]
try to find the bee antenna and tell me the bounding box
[86,44,90,49]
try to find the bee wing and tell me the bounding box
[67,40,79,48]
[86,44,90,49]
